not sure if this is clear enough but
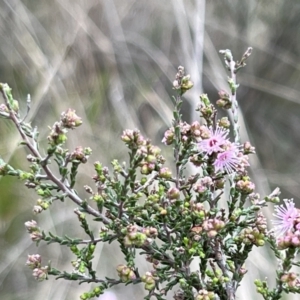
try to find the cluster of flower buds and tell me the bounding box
[116,264,136,283]
[194,289,216,300]
[264,187,281,204]
[70,146,92,163]
[216,90,231,109]
[121,129,145,148]
[71,258,86,274]
[93,161,110,183]
[26,254,41,269]
[123,224,153,247]
[161,127,174,145]
[141,271,156,291]
[33,198,49,214]
[281,272,300,288]
[226,260,247,276]
[235,152,250,173]
[196,94,216,124]
[217,117,230,129]
[277,231,300,249]
[190,121,207,139]
[32,266,49,281]
[235,176,255,194]
[48,109,82,146]
[255,212,268,233]
[202,217,225,238]
[205,268,230,287]
[236,226,265,247]
[26,254,48,281]
[141,227,158,238]
[80,286,104,300]
[243,141,255,154]
[190,225,204,242]
[138,142,165,175]
[166,187,180,200]
[0,83,19,113]
[162,121,209,146]
[48,121,68,146]
[189,201,206,219]
[235,211,266,246]
[189,205,225,239]
[60,108,82,129]
[172,66,193,94]
[193,176,213,194]
[25,220,42,242]
[158,167,172,179]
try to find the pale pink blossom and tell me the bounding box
[272,199,299,237]
[198,127,228,155]
[213,144,240,174]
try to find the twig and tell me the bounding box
[0,87,110,225]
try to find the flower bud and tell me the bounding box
[159,167,172,179]
[167,187,180,200]
[216,98,232,109]
[243,141,255,154]
[121,129,145,146]
[239,266,248,275]
[181,75,194,92]
[32,266,48,281]
[162,129,174,145]
[218,117,230,128]
[74,208,85,220]
[236,180,255,194]
[61,108,82,129]
[218,90,230,100]
[190,121,201,138]
[48,122,67,146]
[265,187,281,203]
[0,103,8,113]
[30,231,43,242]
[71,146,87,163]
[84,185,93,194]
[26,154,37,162]
[33,205,43,214]
[207,230,218,238]
[141,272,156,291]
[116,265,136,282]
[25,220,38,232]
[26,254,42,269]
[173,80,180,89]
[160,208,167,215]
[140,164,151,175]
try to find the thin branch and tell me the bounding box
[0,88,110,225]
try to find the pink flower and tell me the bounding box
[213,143,240,174]
[272,199,299,237]
[198,127,228,155]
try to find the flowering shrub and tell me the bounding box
[1,48,300,299]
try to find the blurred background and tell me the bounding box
[1,0,300,299]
